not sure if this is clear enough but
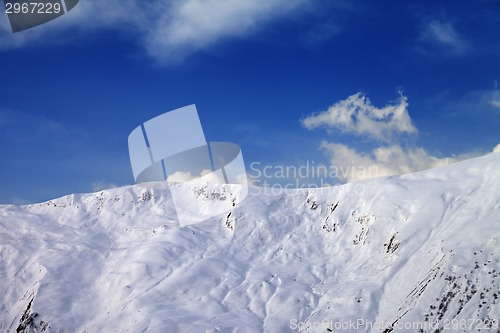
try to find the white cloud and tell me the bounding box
[301,92,417,142]
[0,0,310,63]
[493,143,500,153]
[418,19,468,55]
[167,170,199,183]
[166,169,251,185]
[167,169,226,184]
[320,142,460,182]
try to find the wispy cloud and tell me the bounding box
[299,19,341,46]
[492,83,500,109]
[92,182,119,192]
[0,109,87,147]
[432,87,500,117]
[301,92,417,143]
[145,0,310,63]
[320,142,460,182]
[0,108,128,203]
[0,0,311,63]
[418,19,468,55]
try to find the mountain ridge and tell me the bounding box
[1,153,499,332]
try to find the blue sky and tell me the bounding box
[0,0,499,204]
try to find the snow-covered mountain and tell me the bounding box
[1,153,499,333]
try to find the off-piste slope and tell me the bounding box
[1,152,499,332]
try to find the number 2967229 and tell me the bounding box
[5,2,62,15]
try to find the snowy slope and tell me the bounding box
[1,153,499,333]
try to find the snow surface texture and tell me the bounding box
[1,153,499,333]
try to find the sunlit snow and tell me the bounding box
[1,153,499,332]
